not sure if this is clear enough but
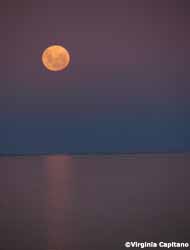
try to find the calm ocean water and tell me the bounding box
[0,154,190,250]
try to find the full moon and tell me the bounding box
[42,45,70,71]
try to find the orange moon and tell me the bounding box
[42,45,70,71]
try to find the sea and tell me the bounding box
[0,154,190,250]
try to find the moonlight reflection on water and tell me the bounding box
[45,155,73,250]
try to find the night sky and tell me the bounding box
[1,0,190,154]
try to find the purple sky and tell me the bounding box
[0,0,190,153]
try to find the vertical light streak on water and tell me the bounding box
[45,155,73,250]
